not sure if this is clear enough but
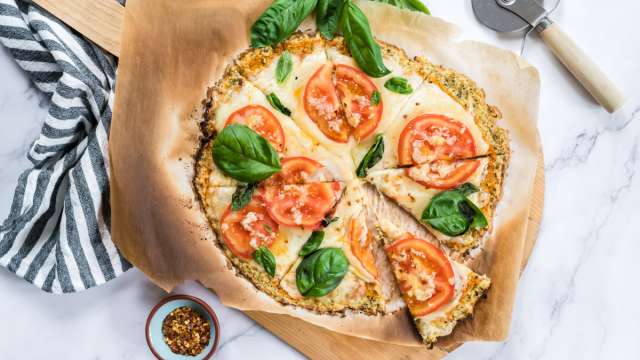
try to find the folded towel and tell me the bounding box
[0,0,131,293]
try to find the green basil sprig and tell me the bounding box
[370,0,430,14]
[266,93,291,116]
[356,134,384,178]
[370,90,381,105]
[340,0,390,78]
[421,183,488,236]
[296,247,349,297]
[231,183,258,211]
[276,51,293,83]
[299,231,325,257]
[384,77,413,94]
[250,0,318,48]
[212,124,281,183]
[253,246,276,277]
[317,0,343,39]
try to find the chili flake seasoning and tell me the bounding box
[162,306,211,356]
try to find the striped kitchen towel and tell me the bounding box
[0,0,131,293]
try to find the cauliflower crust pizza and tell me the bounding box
[194,32,509,346]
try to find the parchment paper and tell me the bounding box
[110,0,540,351]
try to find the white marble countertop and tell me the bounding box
[1,0,639,358]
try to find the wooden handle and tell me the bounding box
[539,23,625,113]
[32,0,124,57]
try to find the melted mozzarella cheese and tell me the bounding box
[377,219,477,323]
[321,180,378,284]
[325,49,425,169]
[366,158,488,242]
[207,186,314,279]
[205,187,235,223]
[269,226,312,279]
[211,75,354,183]
[279,179,382,305]
[373,82,490,169]
[246,45,354,160]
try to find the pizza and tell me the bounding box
[377,219,491,347]
[194,32,508,346]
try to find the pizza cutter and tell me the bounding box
[472,0,625,113]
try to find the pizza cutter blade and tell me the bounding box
[471,0,543,33]
[471,0,625,113]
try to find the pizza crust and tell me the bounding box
[194,27,509,340]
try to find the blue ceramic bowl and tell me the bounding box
[146,295,220,360]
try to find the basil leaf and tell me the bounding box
[384,77,413,94]
[266,93,291,116]
[356,134,384,178]
[317,0,343,39]
[231,183,258,211]
[321,215,339,227]
[250,0,318,48]
[370,0,430,14]
[296,247,349,297]
[253,246,276,277]
[457,183,479,197]
[212,124,282,183]
[299,231,325,257]
[421,183,488,236]
[339,0,391,78]
[370,90,380,105]
[463,199,488,229]
[276,51,293,83]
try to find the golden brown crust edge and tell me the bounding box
[417,272,491,347]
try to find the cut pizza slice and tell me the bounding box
[279,180,385,314]
[377,219,490,347]
[236,33,354,158]
[353,67,509,172]
[325,37,428,145]
[199,65,354,187]
[366,155,507,257]
[198,181,344,282]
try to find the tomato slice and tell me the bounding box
[304,64,349,143]
[349,218,379,279]
[385,235,455,316]
[260,182,342,229]
[225,105,286,152]
[220,199,279,260]
[335,64,382,142]
[264,157,326,186]
[405,159,480,190]
[398,114,476,166]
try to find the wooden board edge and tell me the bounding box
[32,0,124,57]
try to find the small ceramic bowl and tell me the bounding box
[146,295,220,360]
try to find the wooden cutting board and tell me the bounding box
[31,0,545,358]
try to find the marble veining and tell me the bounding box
[1,0,639,358]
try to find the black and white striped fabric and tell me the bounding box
[0,0,131,293]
